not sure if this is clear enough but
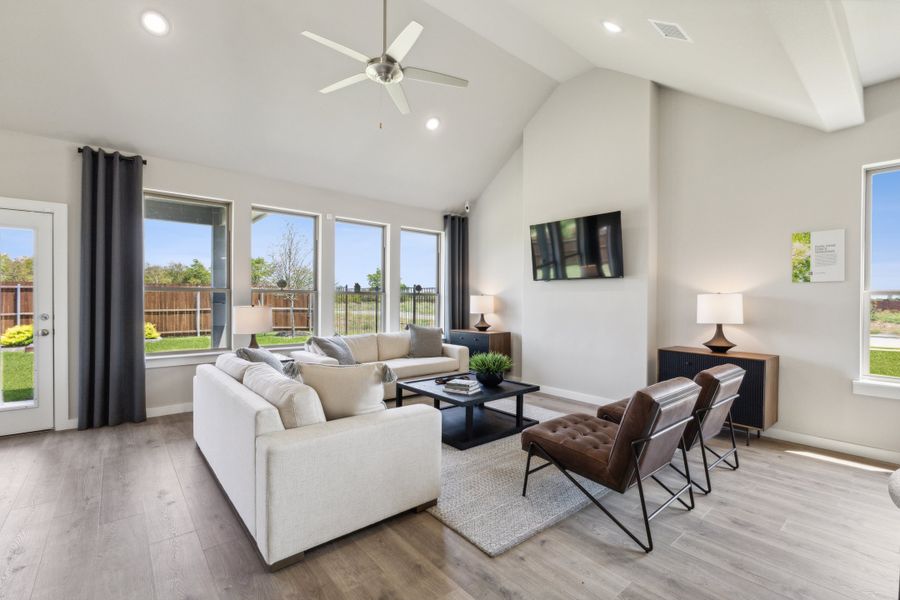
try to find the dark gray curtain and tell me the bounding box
[78,147,146,429]
[444,214,469,332]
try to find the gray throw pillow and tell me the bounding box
[235,346,284,373]
[282,360,302,381]
[309,336,357,365]
[406,324,443,358]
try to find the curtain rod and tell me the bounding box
[77,146,147,165]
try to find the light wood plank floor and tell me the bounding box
[1,395,899,600]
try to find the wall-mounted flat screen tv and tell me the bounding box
[529,211,624,281]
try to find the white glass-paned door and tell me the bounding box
[0,209,54,435]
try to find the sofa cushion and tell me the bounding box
[406,324,443,358]
[308,336,357,365]
[242,364,326,429]
[215,353,254,382]
[383,356,459,380]
[300,363,387,420]
[236,346,284,373]
[342,334,379,363]
[377,332,410,360]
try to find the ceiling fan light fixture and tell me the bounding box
[602,21,623,34]
[141,10,170,36]
[425,117,441,131]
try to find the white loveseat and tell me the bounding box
[193,360,441,569]
[289,332,469,399]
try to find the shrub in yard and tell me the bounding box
[145,322,161,340]
[1,324,33,347]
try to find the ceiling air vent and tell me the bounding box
[648,19,692,42]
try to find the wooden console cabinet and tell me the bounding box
[449,330,511,358]
[658,346,778,438]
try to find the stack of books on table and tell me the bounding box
[443,378,481,395]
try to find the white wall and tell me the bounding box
[657,79,900,457]
[471,69,659,402]
[0,128,443,422]
[469,147,525,376]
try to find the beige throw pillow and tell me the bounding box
[243,363,326,429]
[377,331,410,360]
[215,353,254,382]
[299,363,387,420]
[341,334,379,363]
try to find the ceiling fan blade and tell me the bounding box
[386,83,410,115]
[386,21,423,63]
[301,31,369,63]
[403,67,468,88]
[319,73,368,94]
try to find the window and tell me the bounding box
[863,164,900,379]
[334,220,385,334]
[400,229,440,329]
[143,195,230,355]
[250,208,317,346]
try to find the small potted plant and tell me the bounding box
[469,352,513,387]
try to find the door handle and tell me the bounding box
[40,329,50,337]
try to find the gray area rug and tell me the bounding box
[427,397,609,557]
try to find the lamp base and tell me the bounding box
[249,333,260,349]
[473,314,491,332]
[702,324,735,354]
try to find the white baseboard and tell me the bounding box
[54,403,194,431]
[762,427,900,465]
[56,418,78,431]
[536,385,615,407]
[147,402,193,418]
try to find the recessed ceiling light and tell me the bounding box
[141,10,170,36]
[425,117,441,131]
[602,21,623,34]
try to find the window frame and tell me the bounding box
[860,160,900,383]
[249,206,320,348]
[142,192,232,359]
[399,226,442,329]
[334,217,387,334]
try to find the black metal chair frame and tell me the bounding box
[521,414,695,553]
[669,393,740,495]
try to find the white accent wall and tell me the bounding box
[0,128,442,422]
[472,68,659,403]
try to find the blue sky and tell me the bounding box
[0,228,33,258]
[137,214,438,289]
[872,169,900,290]
[144,220,212,266]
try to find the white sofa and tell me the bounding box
[193,361,442,569]
[289,332,469,399]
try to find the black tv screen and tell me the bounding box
[529,211,624,281]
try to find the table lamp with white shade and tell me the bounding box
[233,305,273,349]
[470,295,495,332]
[696,293,743,353]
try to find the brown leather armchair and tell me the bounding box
[597,364,745,494]
[521,377,701,552]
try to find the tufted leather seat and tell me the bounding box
[522,377,700,494]
[521,414,618,483]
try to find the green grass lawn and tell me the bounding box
[870,350,900,377]
[1,351,34,402]
[144,332,310,354]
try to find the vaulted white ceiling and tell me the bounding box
[426,0,900,133]
[0,0,555,211]
[0,1,898,212]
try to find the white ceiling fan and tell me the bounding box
[301,0,468,115]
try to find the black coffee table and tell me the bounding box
[396,374,540,450]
